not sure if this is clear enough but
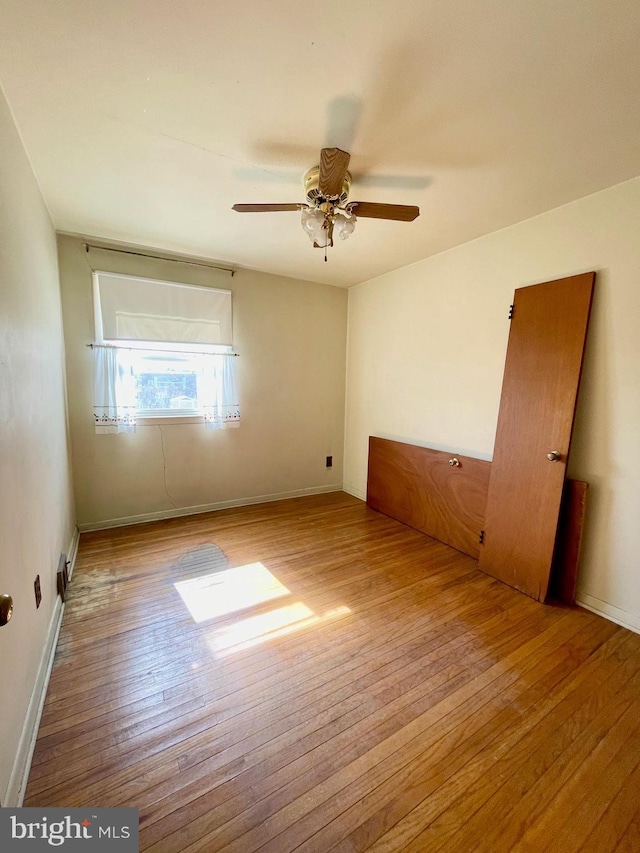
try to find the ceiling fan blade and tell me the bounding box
[318,148,350,198]
[348,202,420,222]
[232,203,306,213]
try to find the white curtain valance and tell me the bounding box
[93,271,232,346]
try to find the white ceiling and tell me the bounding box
[1,1,639,287]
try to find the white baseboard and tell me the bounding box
[78,484,344,532]
[65,524,80,583]
[342,483,366,502]
[3,526,80,807]
[576,592,640,636]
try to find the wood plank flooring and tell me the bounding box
[25,492,640,851]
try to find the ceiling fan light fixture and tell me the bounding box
[301,207,334,247]
[301,207,326,236]
[334,213,356,241]
[313,227,331,248]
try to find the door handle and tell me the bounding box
[547,451,562,462]
[0,594,13,626]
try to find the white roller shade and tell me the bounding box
[93,272,232,346]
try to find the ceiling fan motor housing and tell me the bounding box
[304,165,352,206]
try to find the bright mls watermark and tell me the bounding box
[0,809,138,850]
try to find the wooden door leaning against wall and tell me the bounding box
[478,272,595,602]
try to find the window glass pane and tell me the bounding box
[98,345,232,417]
[134,353,201,412]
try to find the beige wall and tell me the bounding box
[58,235,348,529]
[0,87,76,803]
[344,176,640,632]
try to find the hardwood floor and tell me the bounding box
[25,492,640,851]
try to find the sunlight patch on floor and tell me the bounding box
[207,604,352,655]
[174,561,290,623]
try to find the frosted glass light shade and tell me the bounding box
[313,227,331,248]
[301,207,325,235]
[334,214,356,241]
[301,207,332,246]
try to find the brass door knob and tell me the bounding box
[0,594,14,626]
[547,451,562,462]
[449,457,460,467]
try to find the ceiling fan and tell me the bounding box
[232,148,420,255]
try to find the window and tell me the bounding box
[135,350,200,414]
[92,272,239,431]
[120,342,234,419]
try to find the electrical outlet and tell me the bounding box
[34,574,42,609]
[326,456,333,468]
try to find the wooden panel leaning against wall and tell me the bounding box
[479,272,595,602]
[366,436,587,607]
[367,437,490,560]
